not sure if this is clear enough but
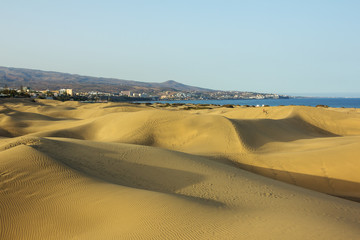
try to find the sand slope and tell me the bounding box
[1,99,360,239]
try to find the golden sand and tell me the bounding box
[1,99,360,239]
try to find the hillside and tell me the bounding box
[0,66,212,93]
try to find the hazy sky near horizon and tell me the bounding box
[1,1,359,96]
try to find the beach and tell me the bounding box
[1,98,360,239]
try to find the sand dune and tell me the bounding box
[1,98,360,239]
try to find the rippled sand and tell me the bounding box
[1,99,360,239]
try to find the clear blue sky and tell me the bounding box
[1,0,359,96]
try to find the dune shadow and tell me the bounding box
[228,116,339,149]
[232,161,360,203]
[33,139,225,207]
[1,105,74,121]
[38,129,88,140]
[0,127,13,138]
[8,111,71,121]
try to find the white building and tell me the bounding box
[120,91,132,97]
[59,89,73,96]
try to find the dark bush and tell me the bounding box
[171,103,185,107]
[223,104,234,108]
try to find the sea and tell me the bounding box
[141,98,360,108]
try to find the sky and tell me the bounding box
[1,0,359,96]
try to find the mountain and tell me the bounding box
[159,80,207,91]
[0,66,213,93]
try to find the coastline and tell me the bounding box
[138,97,360,108]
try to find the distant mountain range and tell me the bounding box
[0,66,212,93]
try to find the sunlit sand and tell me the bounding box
[1,99,360,239]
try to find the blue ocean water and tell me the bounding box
[145,98,360,108]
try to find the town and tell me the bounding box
[0,85,290,102]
